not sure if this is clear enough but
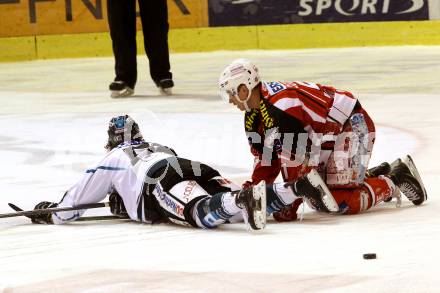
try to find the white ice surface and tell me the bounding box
[0,47,439,292]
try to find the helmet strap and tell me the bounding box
[236,86,253,111]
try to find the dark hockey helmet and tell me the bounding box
[105,115,143,150]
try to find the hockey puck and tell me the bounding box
[363,253,377,259]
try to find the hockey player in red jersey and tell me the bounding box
[219,59,427,221]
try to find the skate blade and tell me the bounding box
[403,155,427,201]
[159,87,172,96]
[249,180,267,230]
[306,169,339,212]
[390,158,401,169]
[111,88,134,98]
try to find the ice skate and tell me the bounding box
[387,156,426,205]
[286,169,339,213]
[109,81,134,98]
[156,78,174,96]
[404,155,427,199]
[366,162,391,178]
[235,180,267,230]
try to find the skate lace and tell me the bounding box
[400,182,419,201]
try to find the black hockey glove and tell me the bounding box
[109,191,129,218]
[31,201,58,224]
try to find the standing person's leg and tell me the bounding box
[107,0,137,97]
[138,0,173,94]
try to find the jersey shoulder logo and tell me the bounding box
[264,81,287,96]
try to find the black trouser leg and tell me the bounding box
[138,0,172,84]
[107,0,137,89]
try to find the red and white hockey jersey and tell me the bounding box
[245,81,358,184]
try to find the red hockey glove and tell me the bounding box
[242,180,253,189]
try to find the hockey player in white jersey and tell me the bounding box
[29,115,338,230]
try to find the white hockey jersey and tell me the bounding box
[52,141,176,224]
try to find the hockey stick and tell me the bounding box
[75,215,121,222]
[7,203,120,222]
[0,202,109,219]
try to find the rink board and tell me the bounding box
[1,20,440,61]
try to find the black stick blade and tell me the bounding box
[0,202,109,219]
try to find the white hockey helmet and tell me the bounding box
[218,59,260,103]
